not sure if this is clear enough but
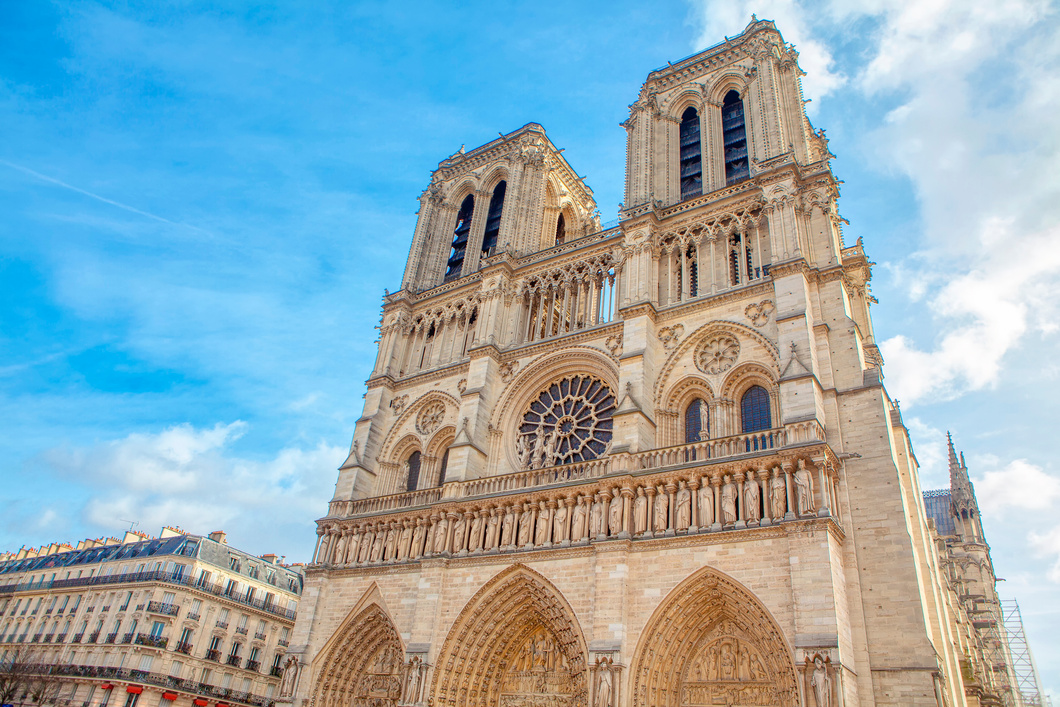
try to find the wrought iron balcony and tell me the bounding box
[135,633,168,649]
[205,649,221,661]
[253,632,266,641]
[270,666,283,678]
[146,601,180,617]
[215,621,229,630]
[235,626,248,635]
[245,660,260,673]
[187,612,201,621]
[87,631,100,643]
[71,633,83,643]
[105,633,118,644]
[226,655,241,668]
[121,632,134,644]
[175,641,193,655]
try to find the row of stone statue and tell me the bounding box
[313,458,832,566]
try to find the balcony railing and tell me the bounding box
[205,649,221,662]
[329,420,826,521]
[136,633,168,649]
[105,633,118,644]
[187,612,201,621]
[146,601,180,617]
[17,662,278,707]
[226,655,241,668]
[0,571,297,622]
[277,639,289,648]
[235,627,248,635]
[56,633,67,642]
[215,621,229,630]
[270,666,283,678]
[72,633,83,643]
[175,641,193,655]
[121,632,134,644]
[315,423,841,567]
[245,660,260,673]
[254,632,266,641]
[43,634,54,643]
[87,631,100,643]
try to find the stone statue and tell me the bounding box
[411,522,425,558]
[698,482,714,527]
[501,507,516,546]
[542,429,559,467]
[811,655,832,707]
[279,658,298,697]
[469,513,484,552]
[535,501,551,545]
[675,482,691,530]
[744,472,761,523]
[634,487,648,534]
[433,516,449,553]
[572,498,588,541]
[589,495,603,537]
[516,432,532,470]
[398,522,412,559]
[530,422,548,469]
[654,486,669,532]
[552,501,568,542]
[608,492,623,536]
[452,514,467,553]
[721,476,738,525]
[770,467,787,519]
[486,511,500,549]
[400,460,411,491]
[317,532,331,564]
[371,528,385,561]
[384,524,398,559]
[795,460,815,516]
[518,503,535,546]
[594,666,612,707]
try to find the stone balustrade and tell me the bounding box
[312,437,841,567]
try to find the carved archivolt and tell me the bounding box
[431,564,589,707]
[629,566,799,707]
[311,602,405,707]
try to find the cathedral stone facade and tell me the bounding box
[277,19,1013,707]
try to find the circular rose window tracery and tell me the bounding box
[516,376,616,469]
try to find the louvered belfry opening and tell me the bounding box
[679,107,703,200]
[445,194,475,282]
[722,90,750,185]
[481,181,506,258]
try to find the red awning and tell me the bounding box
[193,700,208,707]
[126,686,144,695]
[161,694,178,701]
[216,702,228,707]
[100,684,114,690]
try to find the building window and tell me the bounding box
[437,449,449,486]
[740,385,771,433]
[555,213,566,245]
[150,621,164,638]
[405,451,422,492]
[679,107,702,200]
[685,399,708,443]
[481,181,506,258]
[445,195,475,282]
[722,90,750,185]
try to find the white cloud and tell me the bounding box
[973,459,1060,515]
[42,422,342,560]
[1030,525,1060,583]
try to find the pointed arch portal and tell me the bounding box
[630,566,799,707]
[431,565,589,707]
[312,603,404,707]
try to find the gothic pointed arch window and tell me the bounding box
[722,90,750,185]
[684,398,709,443]
[437,449,449,486]
[405,451,421,492]
[555,212,566,245]
[445,195,475,282]
[481,181,506,258]
[740,385,771,433]
[679,107,703,200]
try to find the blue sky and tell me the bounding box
[2,0,1058,694]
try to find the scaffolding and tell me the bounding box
[1001,599,1051,707]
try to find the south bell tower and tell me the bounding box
[286,19,982,707]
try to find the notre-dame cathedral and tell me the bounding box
[276,18,1020,707]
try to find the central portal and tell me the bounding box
[499,626,580,707]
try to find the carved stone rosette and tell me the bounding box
[695,335,740,375]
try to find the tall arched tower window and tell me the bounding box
[722,90,750,185]
[685,398,709,443]
[437,449,449,486]
[445,195,475,282]
[555,213,566,245]
[679,107,703,200]
[740,386,771,433]
[405,451,422,492]
[481,181,506,258]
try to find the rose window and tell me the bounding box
[517,376,615,469]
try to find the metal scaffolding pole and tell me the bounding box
[1001,599,1051,707]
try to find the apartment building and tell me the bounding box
[0,528,302,707]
